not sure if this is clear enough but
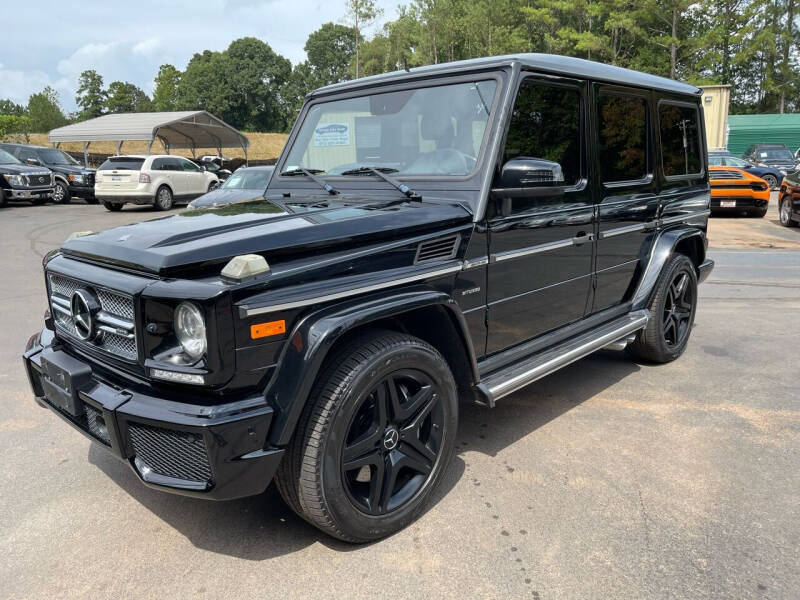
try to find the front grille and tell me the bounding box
[709,169,745,180]
[48,273,138,361]
[128,423,213,483]
[25,172,53,187]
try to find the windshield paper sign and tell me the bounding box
[313,123,350,147]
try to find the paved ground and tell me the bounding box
[1,196,798,599]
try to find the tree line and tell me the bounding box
[1,0,797,138]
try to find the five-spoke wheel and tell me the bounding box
[276,331,457,542]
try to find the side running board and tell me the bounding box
[476,310,650,407]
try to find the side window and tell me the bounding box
[598,93,648,183]
[659,103,702,176]
[18,148,38,162]
[165,159,181,171]
[503,79,582,186]
[708,156,723,166]
[181,159,200,172]
[151,158,164,170]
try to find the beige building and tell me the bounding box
[700,85,731,150]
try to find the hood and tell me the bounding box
[0,163,51,175]
[188,187,263,209]
[762,160,797,169]
[61,196,472,276]
[50,164,94,176]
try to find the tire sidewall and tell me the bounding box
[651,255,698,361]
[155,185,173,210]
[317,341,458,541]
[54,181,70,204]
[764,174,777,189]
[780,197,793,226]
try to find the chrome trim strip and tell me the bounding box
[660,210,711,225]
[488,310,650,400]
[242,263,464,317]
[600,223,646,238]
[98,324,135,339]
[462,256,489,270]
[96,311,134,331]
[492,237,574,262]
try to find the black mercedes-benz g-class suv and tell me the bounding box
[23,54,713,542]
[0,147,55,207]
[0,143,98,204]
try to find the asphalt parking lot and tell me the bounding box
[1,197,798,600]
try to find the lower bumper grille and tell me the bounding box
[128,423,213,483]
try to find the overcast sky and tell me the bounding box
[0,0,398,113]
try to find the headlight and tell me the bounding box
[68,173,86,184]
[2,173,26,186]
[174,302,207,360]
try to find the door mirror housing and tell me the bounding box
[495,157,564,191]
[26,158,41,166]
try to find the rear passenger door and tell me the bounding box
[179,158,206,195]
[592,86,660,313]
[485,75,594,354]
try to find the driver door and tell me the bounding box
[486,75,594,354]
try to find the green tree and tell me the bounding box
[105,81,153,113]
[343,0,383,78]
[75,70,106,120]
[27,87,67,132]
[152,64,182,111]
[0,99,25,116]
[305,22,357,84]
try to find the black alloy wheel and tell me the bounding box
[661,270,694,349]
[341,369,444,515]
[275,331,458,542]
[627,253,698,363]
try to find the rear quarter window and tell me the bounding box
[659,103,702,177]
[98,158,145,171]
[598,93,648,183]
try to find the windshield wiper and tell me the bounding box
[339,166,420,200]
[279,167,339,195]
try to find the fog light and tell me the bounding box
[151,368,205,385]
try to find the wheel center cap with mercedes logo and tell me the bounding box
[383,427,400,451]
[70,289,100,341]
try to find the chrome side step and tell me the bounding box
[476,310,650,407]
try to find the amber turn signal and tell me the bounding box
[250,320,286,339]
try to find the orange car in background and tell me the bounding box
[709,165,770,217]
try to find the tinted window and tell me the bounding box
[16,147,38,162]
[40,148,78,165]
[98,157,145,171]
[708,156,724,166]
[598,94,648,182]
[222,169,272,189]
[503,79,582,186]
[0,149,20,164]
[181,159,200,172]
[659,103,702,176]
[757,147,793,160]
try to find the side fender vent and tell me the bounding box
[415,235,460,263]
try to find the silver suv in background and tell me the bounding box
[95,155,219,212]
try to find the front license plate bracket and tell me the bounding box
[40,351,93,417]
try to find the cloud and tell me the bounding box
[0,66,54,105]
[132,37,161,55]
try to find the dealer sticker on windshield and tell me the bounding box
[313,123,350,147]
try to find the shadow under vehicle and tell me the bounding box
[23,54,713,543]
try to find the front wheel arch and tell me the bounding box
[264,290,478,447]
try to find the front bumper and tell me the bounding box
[8,186,54,200]
[23,328,284,500]
[68,184,95,199]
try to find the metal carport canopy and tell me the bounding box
[48,111,249,159]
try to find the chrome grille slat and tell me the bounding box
[48,273,138,361]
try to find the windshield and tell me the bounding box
[40,149,79,165]
[222,169,272,189]
[757,148,794,161]
[726,156,748,167]
[283,80,497,177]
[0,149,21,165]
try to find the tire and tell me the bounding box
[627,254,698,364]
[86,197,100,205]
[749,206,768,218]
[275,330,458,543]
[208,181,218,192]
[53,181,71,204]
[0,188,6,208]
[154,185,173,211]
[103,201,123,212]
[762,174,778,190]
[779,196,797,227]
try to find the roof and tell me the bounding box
[0,142,50,149]
[314,53,700,97]
[48,111,249,150]
[728,114,800,129]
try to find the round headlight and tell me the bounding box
[174,302,206,360]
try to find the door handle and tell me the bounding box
[572,232,593,245]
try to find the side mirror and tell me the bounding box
[26,158,41,166]
[495,157,564,190]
